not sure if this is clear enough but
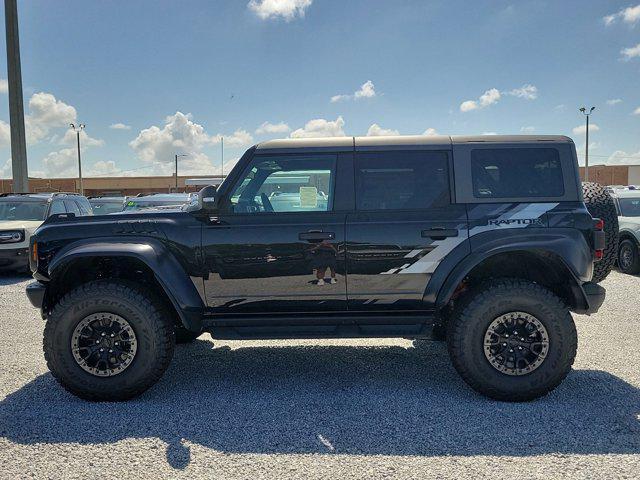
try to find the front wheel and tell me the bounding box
[618,239,640,275]
[43,280,175,401]
[447,278,577,402]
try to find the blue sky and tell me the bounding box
[0,0,639,178]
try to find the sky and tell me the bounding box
[0,0,639,179]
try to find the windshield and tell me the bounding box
[0,201,48,221]
[618,197,640,217]
[90,201,124,215]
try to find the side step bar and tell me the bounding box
[202,314,435,340]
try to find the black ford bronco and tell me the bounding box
[26,135,606,402]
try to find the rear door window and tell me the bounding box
[471,148,564,198]
[354,150,450,211]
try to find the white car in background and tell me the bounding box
[0,192,93,272]
[611,188,640,274]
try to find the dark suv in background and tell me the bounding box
[26,135,605,402]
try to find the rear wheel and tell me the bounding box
[618,238,640,274]
[582,182,618,283]
[447,278,577,402]
[43,280,175,401]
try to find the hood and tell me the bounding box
[619,216,640,229]
[0,219,44,233]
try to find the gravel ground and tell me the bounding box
[0,271,639,479]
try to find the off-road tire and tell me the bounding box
[175,326,201,344]
[582,182,618,283]
[43,280,175,401]
[447,278,577,402]
[618,238,640,274]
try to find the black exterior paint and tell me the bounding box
[26,137,604,337]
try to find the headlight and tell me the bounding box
[0,230,25,243]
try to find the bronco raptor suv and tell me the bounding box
[26,135,606,402]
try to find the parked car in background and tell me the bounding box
[610,188,640,274]
[88,196,125,215]
[0,192,92,271]
[122,193,195,212]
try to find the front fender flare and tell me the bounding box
[47,238,204,331]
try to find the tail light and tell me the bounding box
[593,218,605,262]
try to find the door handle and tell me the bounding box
[299,230,335,241]
[421,228,458,240]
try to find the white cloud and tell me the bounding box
[606,98,622,106]
[423,128,438,136]
[554,104,566,112]
[248,0,312,21]
[41,147,80,178]
[507,84,538,100]
[0,158,10,178]
[621,43,640,60]
[354,80,376,99]
[87,160,121,177]
[130,112,216,175]
[290,116,346,138]
[110,123,131,130]
[25,92,77,144]
[460,88,501,112]
[482,132,498,135]
[0,79,7,94]
[0,120,10,148]
[219,129,254,148]
[366,123,399,136]
[129,111,253,176]
[60,128,104,147]
[604,4,640,26]
[605,150,640,165]
[633,106,640,115]
[255,121,290,135]
[572,123,600,135]
[460,100,479,112]
[330,80,376,103]
[520,126,536,133]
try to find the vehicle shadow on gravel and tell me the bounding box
[1,339,639,469]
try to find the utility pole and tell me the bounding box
[70,123,85,194]
[174,154,187,191]
[5,0,29,192]
[579,106,595,182]
[221,136,224,182]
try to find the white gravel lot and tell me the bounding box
[0,271,639,479]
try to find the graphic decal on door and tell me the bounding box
[381,203,560,275]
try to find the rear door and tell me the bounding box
[346,149,469,311]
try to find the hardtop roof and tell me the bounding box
[256,134,573,150]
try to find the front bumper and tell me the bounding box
[26,281,46,309]
[577,281,606,315]
[0,247,29,270]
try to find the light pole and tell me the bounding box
[174,154,188,191]
[5,0,29,192]
[221,136,224,182]
[70,123,85,194]
[579,106,595,182]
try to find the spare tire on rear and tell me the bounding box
[582,182,618,283]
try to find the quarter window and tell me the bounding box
[228,155,335,213]
[355,151,450,211]
[471,148,564,198]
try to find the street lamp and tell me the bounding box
[579,106,595,182]
[174,153,188,190]
[69,123,85,194]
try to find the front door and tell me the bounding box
[346,149,469,311]
[202,152,348,314]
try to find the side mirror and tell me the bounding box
[192,185,219,212]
